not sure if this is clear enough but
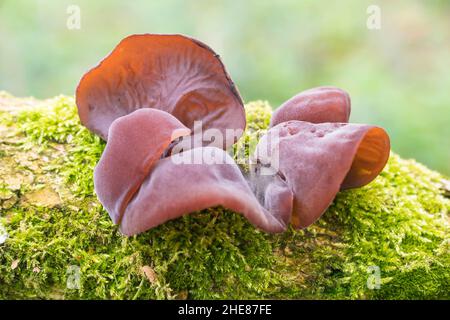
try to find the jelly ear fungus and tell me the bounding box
[252,120,390,229]
[76,35,390,236]
[76,33,246,150]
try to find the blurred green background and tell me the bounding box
[0,0,449,174]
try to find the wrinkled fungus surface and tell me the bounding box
[94,108,190,224]
[76,34,391,236]
[270,86,351,127]
[76,34,246,150]
[120,146,291,235]
[253,121,390,228]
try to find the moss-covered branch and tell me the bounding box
[0,92,448,299]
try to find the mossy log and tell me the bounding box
[0,92,449,299]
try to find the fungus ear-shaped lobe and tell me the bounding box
[94,109,190,224]
[340,127,390,190]
[76,34,245,149]
[255,121,390,229]
[120,147,291,236]
[270,87,351,127]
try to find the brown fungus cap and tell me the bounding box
[253,120,390,229]
[120,146,291,236]
[270,86,351,127]
[94,109,291,236]
[94,108,190,225]
[76,34,246,150]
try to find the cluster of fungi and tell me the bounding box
[76,34,390,236]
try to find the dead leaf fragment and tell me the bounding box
[176,290,189,300]
[11,259,19,270]
[141,265,157,284]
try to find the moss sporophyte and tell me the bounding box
[0,93,448,299]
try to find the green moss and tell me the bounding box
[0,95,448,299]
[233,100,271,169]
